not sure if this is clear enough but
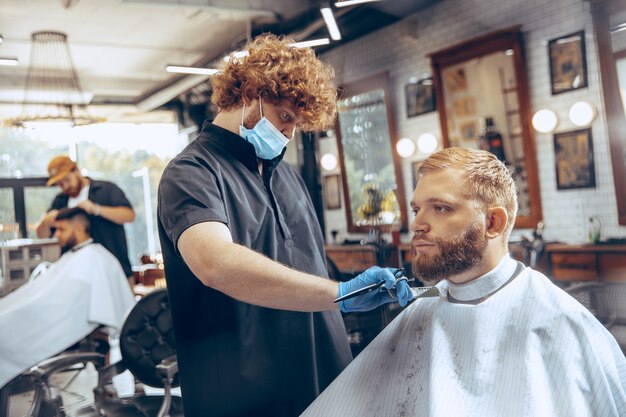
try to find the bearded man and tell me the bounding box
[302,147,626,417]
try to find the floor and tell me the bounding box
[7,338,181,417]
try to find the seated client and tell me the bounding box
[0,207,136,389]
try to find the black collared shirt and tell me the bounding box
[49,179,133,277]
[157,122,352,417]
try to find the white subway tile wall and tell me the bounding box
[321,0,626,244]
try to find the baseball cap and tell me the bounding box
[47,156,77,186]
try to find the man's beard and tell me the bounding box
[411,221,487,283]
[61,235,77,253]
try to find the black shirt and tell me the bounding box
[158,122,352,417]
[49,179,133,277]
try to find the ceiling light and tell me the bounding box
[223,50,249,63]
[320,6,342,41]
[335,0,383,7]
[320,153,338,171]
[291,38,330,48]
[532,109,558,133]
[395,137,416,158]
[165,65,220,75]
[0,58,18,66]
[568,101,596,126]
[417,133,438,154]
[6,31,102,128]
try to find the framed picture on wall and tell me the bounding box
[323,174,342,210]
[405,78,436,118]
[548,30,588,95]
[554,128,596,190]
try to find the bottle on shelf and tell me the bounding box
[478,117,507,163]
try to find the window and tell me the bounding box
[0,122,188,268]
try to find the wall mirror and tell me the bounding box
[430,27,542,229]
[592,0,626,225]
[335,72,408,233]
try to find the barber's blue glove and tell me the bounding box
[338,266,412,313]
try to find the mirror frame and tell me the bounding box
[429,26,543,229]
[591,0,626,225]
[335,72,408,234]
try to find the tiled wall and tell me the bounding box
[320,0,626,244]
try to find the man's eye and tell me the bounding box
[434,205,449,212]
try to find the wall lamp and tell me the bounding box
[417,133,438,154]
[532,109,558,133]
[569,101,596,127]
[320,153,338,171]
[396,137,416,158]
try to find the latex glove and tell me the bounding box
[338,266,412,313]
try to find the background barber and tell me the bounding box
[36,155,135,280]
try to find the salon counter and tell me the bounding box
[545,243,626,282]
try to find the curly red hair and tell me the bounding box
[211,33,337,131]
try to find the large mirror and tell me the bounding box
[335,72,408,233]
[592,0,626,225]
[430,27,543,229]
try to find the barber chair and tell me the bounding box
[563,281,626,353]
[19,288,183,417]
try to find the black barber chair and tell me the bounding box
[22,288,183,417]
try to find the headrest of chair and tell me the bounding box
[119,288,178,388]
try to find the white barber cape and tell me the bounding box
[302,255,626,417]
[0,242,135,389]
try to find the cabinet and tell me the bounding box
[545,243,626,282]
[0,238,60,296]
[325,244,401,275]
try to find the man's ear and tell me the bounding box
[485,206,508,238]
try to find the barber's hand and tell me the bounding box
[77,199,101,216]
[338,266,412,313]
[41,209,59,227]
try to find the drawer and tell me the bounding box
[599,254,626,282]
[550,252,598,281]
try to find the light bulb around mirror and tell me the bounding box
[395,137,416,158]
[320,153,338,171]
[531,109,558,133]
[417,133,438,154]
[569,101,595,127]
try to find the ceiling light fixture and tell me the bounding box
[335,0,383,7]
[320,5,342,41]
[165,65,220,75]
[0,58,18,66]
[291,38,331,48]
[6,31,102,128]
[223,50,250,63]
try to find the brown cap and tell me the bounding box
[46,156,77,186]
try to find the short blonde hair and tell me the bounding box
[211,33,337,131]
[418,147,518,236]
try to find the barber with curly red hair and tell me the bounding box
[157,34,412,417]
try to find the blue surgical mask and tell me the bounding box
[239,98,289,160]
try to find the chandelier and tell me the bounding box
[6,31,103,127]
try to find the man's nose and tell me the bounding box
[409,213,429,233]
